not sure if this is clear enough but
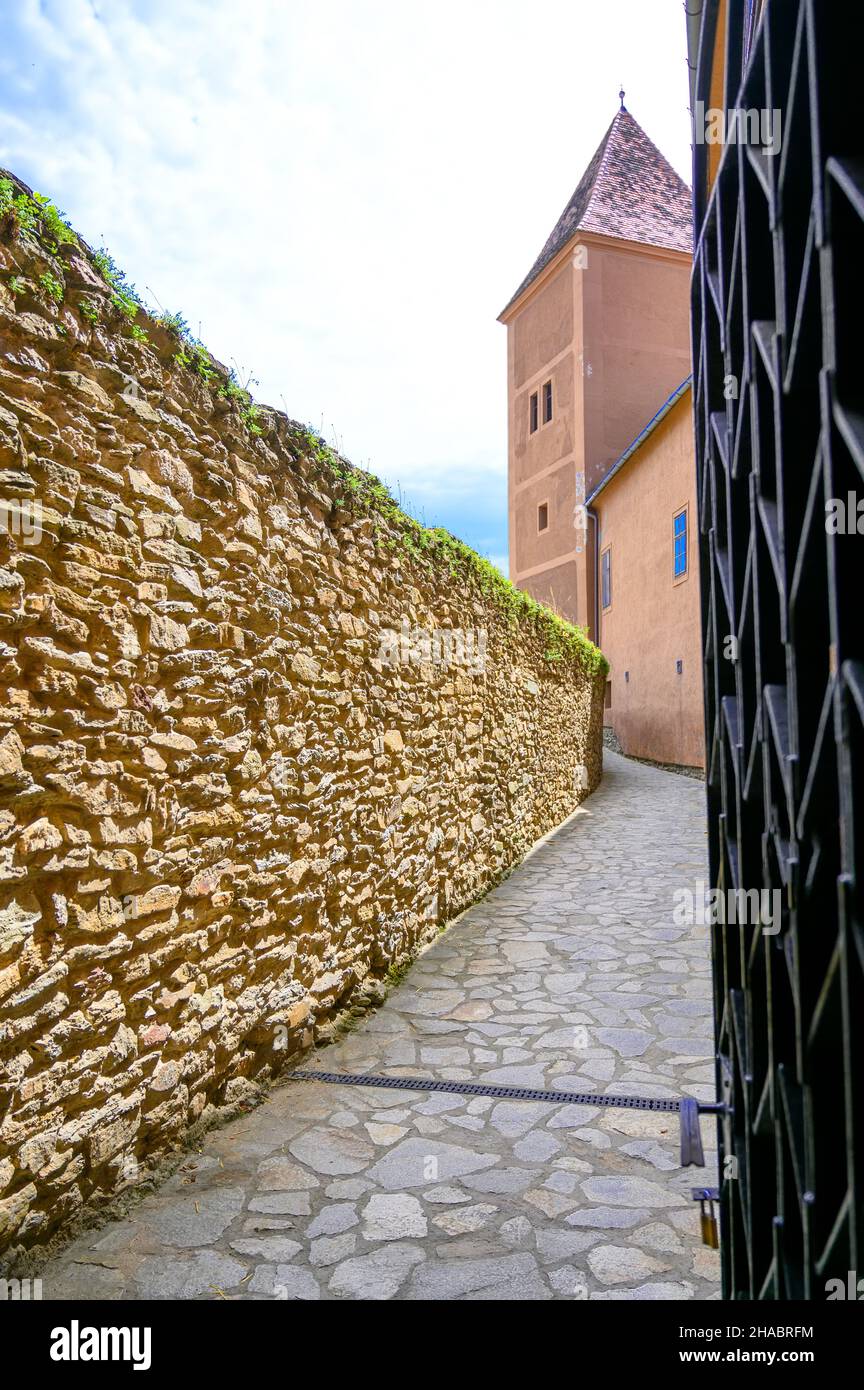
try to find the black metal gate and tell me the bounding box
[690,0,864,1298]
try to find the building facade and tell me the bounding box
[589,380,704,768]
[500,104,704,767]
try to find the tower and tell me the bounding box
[499,104,692,637]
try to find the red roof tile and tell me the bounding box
[501,108,692,316]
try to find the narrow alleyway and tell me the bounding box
[42,752,720,1301]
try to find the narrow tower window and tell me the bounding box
[529,393,539,433]
[542,380,553,423]
[538,502,549,532]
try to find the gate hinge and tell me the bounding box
[679,1097,727,1167]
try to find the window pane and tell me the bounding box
[530,393,538,433]
[674,512,687,576]
[543,381,553,422]
[602,550,611,607]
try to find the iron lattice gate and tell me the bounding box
[691,0,863,1299]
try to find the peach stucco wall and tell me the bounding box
[594,391,705,769]
[581,241,692,494]
[504,232,691,638]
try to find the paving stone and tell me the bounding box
[408,1253,550,1301]
[547,1267,592,1297]
[142,1186,247,1248]
[569,1127,612,1149]
[499,1216,533,1248]
[621,1140,678,1171]
[592,1280,696,1300]
[329,1244,425,1299]
[476,1063,549,1087]
[394,990,466,1016]
[309,1233,357,1267]
[240,1217,295,1233]
[513,1131,562,1162]
[288,1127,375,1175]
[431,1204,497,1235]
[366,1139,499,1190]
[633,1222,685,1253]
[460,1166,536,1195]
[544,1170,580,1193]
[577,1058,617,1081]
[231,1236,303,1261]
[546,972,588,995]
[536,1229,603,1260]
[413,1095,465,1115]
[365,1123,408,1145]
[304,1204,359,1237]
[324,1178,373,1200]
[256,1158,321,1191]
[580,1176,688,1209]
[420,1046,471,1065]
[599,1111,674,1139]
[691,1245,721,1279]
[532,1026,593,1051]
[47,1262,128,1300]
[595,1028,654,1056]
[488,1100,550,1137]
[248,1193,312,1216]
[433,1236,503,1262]
[135,1251,247,1300]
[588,1243,671,1285]
[329,1110,361,1127]
[523,1188,580,1218]
[567,1206,651,1229]
[547,1105,602,1129]
[414,1116,447,1137]
[248,1265,321,1300]
[423,1185,470,1204]
[446,1001,495,1021]
[501,941,551,963]
[361,1193,428,1240]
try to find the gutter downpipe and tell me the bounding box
[587,507,600,648]
[685,0,705,113]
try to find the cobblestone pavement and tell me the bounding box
[42,752,720,1301]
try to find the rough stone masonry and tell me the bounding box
[0,170,605,1263]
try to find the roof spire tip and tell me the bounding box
[619,86,626,111]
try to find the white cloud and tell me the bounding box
[0,0,691,555]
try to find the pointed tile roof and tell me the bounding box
[501,108,692,316]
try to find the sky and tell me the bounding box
[0,0,692,574]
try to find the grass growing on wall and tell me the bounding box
[298,424,607,677]
[0,168,607,680]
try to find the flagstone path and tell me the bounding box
[41,751,720,1301]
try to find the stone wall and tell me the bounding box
[0,171,605,1260]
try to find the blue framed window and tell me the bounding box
[673,509,687,577]
[601,548,611,608]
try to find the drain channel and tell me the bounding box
[289,1068,683,1112]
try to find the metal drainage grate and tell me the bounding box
[289,1069,683,1113]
